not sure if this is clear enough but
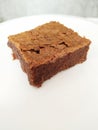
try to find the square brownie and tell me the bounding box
[8,21,91,87]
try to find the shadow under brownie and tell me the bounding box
[8,21,91,87]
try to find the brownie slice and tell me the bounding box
[8,21,91,87]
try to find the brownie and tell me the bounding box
[8,21,91,87]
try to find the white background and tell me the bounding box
[0,0,98,21]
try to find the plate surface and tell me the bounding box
[0,15,98,130]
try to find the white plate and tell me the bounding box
[0,15,98,130]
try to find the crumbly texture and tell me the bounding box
[8,21,91,87]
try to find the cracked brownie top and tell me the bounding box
[8,21,91,66]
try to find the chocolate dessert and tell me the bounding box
[8,21,91,87]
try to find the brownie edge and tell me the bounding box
[29,46,89,87]
[7,21,91,87]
